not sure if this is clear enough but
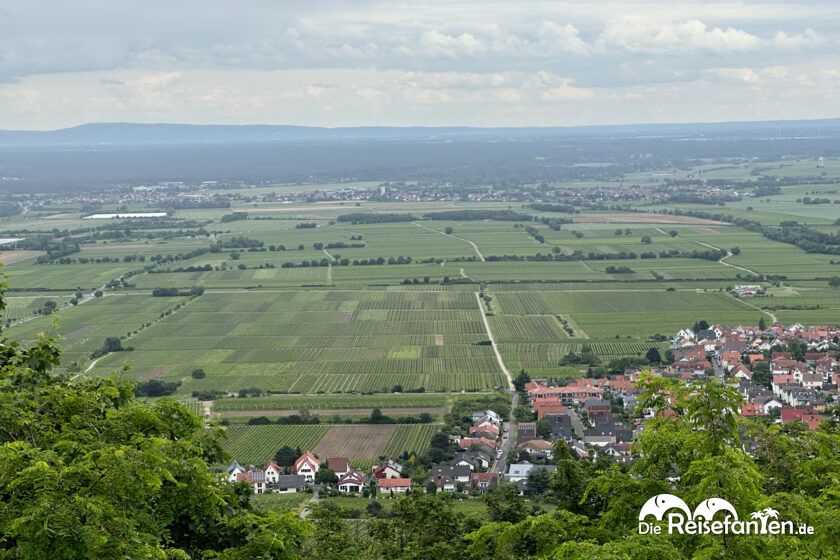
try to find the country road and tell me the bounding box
[475,290,517,474]
[692,240,760,276]
[475,292,513,391]
[413,222,485,261]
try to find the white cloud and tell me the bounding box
[1,1,839,127]
[599,17,761,54]
[772,29,826,49]
[538,22,590,55]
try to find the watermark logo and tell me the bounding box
[638,494,814,536]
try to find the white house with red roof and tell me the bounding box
[378,477,412,494]
[264,461,282,484]
[292,451,321,483]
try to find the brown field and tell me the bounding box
[137,365,175,381]
[66,324,98,340]
[574,213,722,224]
[0,250,43,265]
[220,407,445,418]
[313,425,396,459]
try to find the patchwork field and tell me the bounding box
[87,289,508,394]
[223,423,438,466]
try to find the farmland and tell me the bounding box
[2,166,839,468]
[85,289,507,394]
[223,423,438,465]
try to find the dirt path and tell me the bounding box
[459,267,475,281]
[692,240,761,276]
[412,222,485,261]
[474,292,514,391]
[729,293,777,324]
[322,249,336,262]
[300,488,319,519]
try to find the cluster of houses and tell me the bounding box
[227,452,415,495]
[671,322,839,428]
[497,321,839,492]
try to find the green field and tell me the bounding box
[3,188,839,469]
[87,290,507,394]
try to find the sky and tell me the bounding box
[1,0,839,130]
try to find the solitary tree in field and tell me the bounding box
[104,336,123,352]
[829,276,840,289]
[444,226,454,234]
[191,368,206,379]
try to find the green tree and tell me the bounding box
[828,275,840,289]
[787,338,808,361]
[514,369,531,392]
[103,336,123,352]
[315,468,338,485]
[0,281,310,559]
[485,483,529,523]
[275,445,300,468]
[645,347,662,364]
[751,361,771,389]
[525,468,551,496]
[302,503,363,560]
[191,367,206,379]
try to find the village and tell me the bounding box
[226,320,840,497]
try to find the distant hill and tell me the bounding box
[2,118,840,146]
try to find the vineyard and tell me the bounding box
[381,424,439,458]
[87,290,506,394]
[222,423,440,465]
[223,425,329,464]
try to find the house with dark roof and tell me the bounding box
[276,475,307,493]
[337,470,365,493]
[469,472,500,494]
[453,450,491,471]
[428,464,471,492]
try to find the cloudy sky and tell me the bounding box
[1,0,839,129]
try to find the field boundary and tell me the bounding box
[475,291,514,390]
